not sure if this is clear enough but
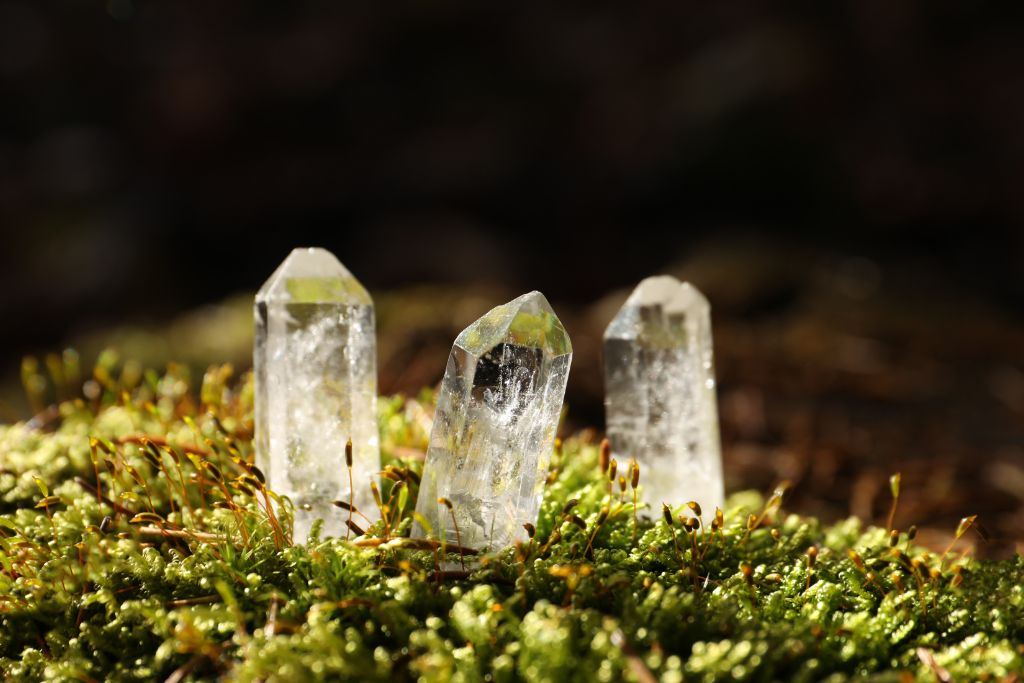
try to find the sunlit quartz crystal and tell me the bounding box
[603,276,724,519]
[412,291,572,551]
[254,247,380,543]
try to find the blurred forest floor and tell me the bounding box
[2,239,1022,554]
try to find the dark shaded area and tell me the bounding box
[1,3,1022,545]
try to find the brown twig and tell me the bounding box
[165,595,220,608]
[164,654,208,683]
[137,526,226,543]
[352,537,479,556]
[74,477,134,516]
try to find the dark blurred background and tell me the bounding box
[1,2,1022,548]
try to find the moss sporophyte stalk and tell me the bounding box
[1,356,1022,682]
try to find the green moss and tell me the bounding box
[0,361,1021,682]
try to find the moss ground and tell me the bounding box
[1,359,1022,682]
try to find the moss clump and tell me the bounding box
[1,360,1022,682]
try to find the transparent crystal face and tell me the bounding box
[256,248,371,305]
[603,276,723,518]
[254,248,380,542]
[413,292,572,551]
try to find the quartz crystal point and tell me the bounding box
[413,291,572,551]
[254,247,380,543]
[603,276,724,519]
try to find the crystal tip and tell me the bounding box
[628,275,708,312]
[256,247,371,304]
[457,290,571,357]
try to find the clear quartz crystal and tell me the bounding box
[412,291,572,551]
[603,275,724,519]
[254,247,380,543]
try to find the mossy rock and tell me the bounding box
[0,361,1021,682]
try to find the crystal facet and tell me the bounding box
[254,247,380,542]
[413,291,572,551]
[603,276,724,518]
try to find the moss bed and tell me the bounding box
[1,359,1022,682]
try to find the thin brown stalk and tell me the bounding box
[345,439,354,540]
[438,498,466,570]
[74,477,133,517]
[165,595,220,608]
[138,526,226,543]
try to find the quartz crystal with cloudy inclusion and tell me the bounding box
[603,276,724,518]
[413,292,572,551]
[254,248,380,543]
